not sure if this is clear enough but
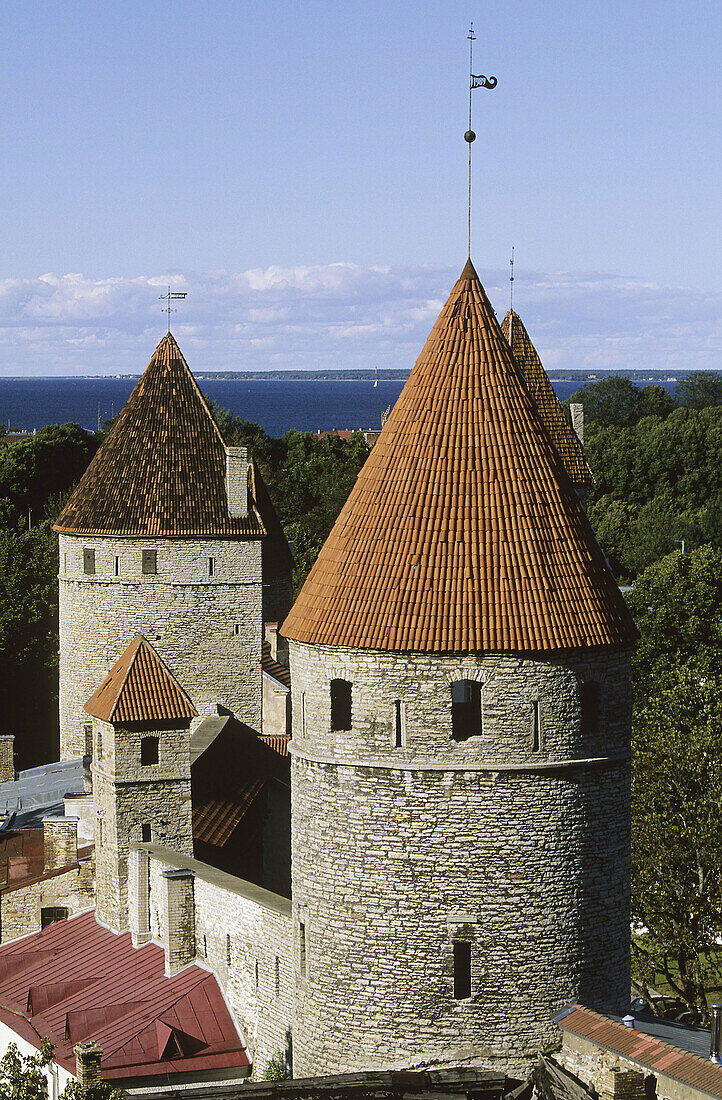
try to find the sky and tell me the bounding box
[0,0,720,376]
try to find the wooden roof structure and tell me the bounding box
[282,260,636,654]
[84,634,197,724]
[54,333,265,538]
[501,309,593,488]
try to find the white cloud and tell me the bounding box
[0,264,718,376]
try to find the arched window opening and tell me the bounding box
[451,680,481,741]
[330,679,352,731]
[580,681,601,734]
[140,736,159,766]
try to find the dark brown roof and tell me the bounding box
[282,259,637,654]
[557,1005,722,1099]
[262,641,291,688]
[193,777,265,846]
[0,830,92,893]
[501,310,593,488]
[54,333,265,538]
[84,635,197,724]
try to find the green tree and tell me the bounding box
[637,384,674,420]
[675,371,722,410]
[568,376,642,428]
[0,1041,54,1100]
[0,424,98,527]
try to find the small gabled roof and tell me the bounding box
[84,635,197,724]
[501,309,593,488]
[282,259,637,654]
[53,333,265,538]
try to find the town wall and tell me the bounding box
[558,1029,694,1100]
[137,844,293,1078]
[58,534,263,758]
[0,861,94,943]
[289,640,632,1078]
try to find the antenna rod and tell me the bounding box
[464,25,497,261]
[509,246,515,311]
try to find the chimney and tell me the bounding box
[265,622,279,660]
[0,736,14,782]
[74,1042,103,1089]
[161,868,195,975]
[711,1003,722,1062]
[83,721,93,757]
[226,446,248,518]
[570,402,584,445]
[43,816,78,871]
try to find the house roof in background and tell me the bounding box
[84,634,197,724]
[282,259,637,654]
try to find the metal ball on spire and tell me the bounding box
[464,130,476,143]
[465,22,498,258]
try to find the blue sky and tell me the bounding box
[0,0,720,375]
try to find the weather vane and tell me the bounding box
[464,23,498,258]
[509,245,515,310]
[159,286,188,332]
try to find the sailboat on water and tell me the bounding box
[373,366,378,388]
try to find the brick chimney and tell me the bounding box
[43,816,78,871]
[161,868,195,976]
[226,446,248,518]
[570,402,584,445]
[0,736,14,782]
[74,1042,103,1089]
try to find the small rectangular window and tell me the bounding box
[114,555,120,577]
[580,681,601,734]
[208,556,215,577]
[299,921,307,979]
[141,736,159,765]
[453,941,472,999]
[233,623,240,636]
[531,700,541,752]
[451,680,482,741]
[330,679,352,731]
[141,823,151,843]
[394,699,405,748]
[142,549,157,575]
[41,906,68,929]
[83,548,96,575]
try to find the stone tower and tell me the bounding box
[501,308,593,499]
[86,633,196,931]
[54,332,292,759]
[282,260,638,1077]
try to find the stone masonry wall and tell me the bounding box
[138,844,293,1077]
[58,534,263,758]
[0,860,94,942]
[93,717,193,931]
[558,1031,693,1100]
[289,640,632,1078]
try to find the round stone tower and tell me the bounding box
[54,333,292,759]
[281,260,637,1077]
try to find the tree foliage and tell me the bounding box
[0,1041,122,1100]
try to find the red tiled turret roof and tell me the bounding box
[282,259,637,653]
[501,309,593,488]
[84,634,197,724]
[53,333,265,538]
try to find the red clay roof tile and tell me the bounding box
[84,634,197,724]
[281,260,637,653]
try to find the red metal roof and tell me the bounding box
[0,830,92,894]
[0,910,249,1082]
[558,1005,722,1099]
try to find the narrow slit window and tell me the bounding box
[233,623,240,635]
[226,934,232,967]
[531,700,541,751]
[275,955,280,996]
[142,549,157,575]
[141,823,151,843]
[451,680,482,741]
[330,679,352,731]
[63,552,67,572]
[301,692,306,736]
[255,960,259,990]
[208,556,215,577]
[393,700,405,748]
[453,940,472,999]
[140,736,159,766]
[299,921,307,979]
[114,555,120,577]
[83,548,96,575]
[580,681,601,734]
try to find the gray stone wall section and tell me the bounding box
[0,737,14,783]
[58,534,263,759]
[143,844,293,1078]
[289,640,632,1078]
[161,868,195,975]
[43,816,78,871]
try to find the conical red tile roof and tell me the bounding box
[282,260,637,653]
[84,634,197,723]
[501,309,593,488]
[54,333,265,538]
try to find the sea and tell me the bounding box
[0,375,682,438]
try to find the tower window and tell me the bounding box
[140,736,159,765]
[453,941,472,999]
[41,907,68,929]
[83,548,96,575]
[233,623,240,635]
[301,692,306,736]
[208,556,215,577]
[141,823,151,843]
[299,921,307,979]
[330,679,352,731]
[451,680,482,741]
[226,934,232,967]
[531,700,541,752]
[275,955,280,996]
[142,549,157,575]
[393,700,406,748]
[114,555,120,577]
[255,959,259,990]
[580,681,601,733]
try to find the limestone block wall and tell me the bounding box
[0,860,94,943]
[558,1031,687,1100]
[58,534,263,758]
[93,717,193,932]
[139,845,293,1077]
[289,640,632,1078]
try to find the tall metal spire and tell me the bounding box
[158,286,188,333]
[464,23,497,258]
[509,245,515,310]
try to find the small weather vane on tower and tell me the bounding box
[465,23,498,259]
[159,286,188,333]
